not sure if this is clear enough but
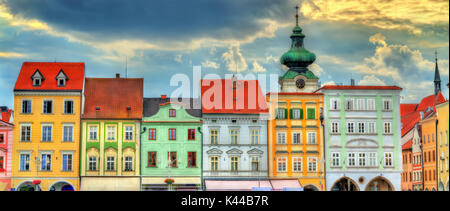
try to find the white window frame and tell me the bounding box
[276,108,286,119]
[384,152,393,167]
[347,122,355,134]
[368,122,376,134]
[356,99,365,110]
[42,99,53,114]
[277,157,287,172]
[124,125,134,141]
[331,152,340,167]
[331,122,340,134]
[41,124,53,142]
[210,129,219,145]
[229,128,239,145]
[63,99,74,114]
[19,152,31,171]
[250,156,260,172]
[345,98,354,111]
[358,152,367,167]
[40,152,52,171]
[307,132,317,145]
[250,128,260,145]
[277,132,286,144]
[230,156,239,172]
[368,152,377,167]
[88,156,98,171]
[358,122,366,134]
[367,98,376,111]
[124,156,133,171]
[106,125,116,141]
[292,132,301,144]
[384,122,392,134]
[292,157,302,172]
[21,99,32,114]
[106,156,115,171]
[62,124,74,142]
[307,157,317,172]
[89,125,98,141]
[61,152,73,171]
[210,156,219,171]
[348,152,356,167]
[20,124,32,142]
[330,98,341,110]
[383,99,392,111]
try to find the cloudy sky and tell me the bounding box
[0,0,449,109]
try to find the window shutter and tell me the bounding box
[289,109,293,119]
[300,109,304,119]
[307,109,315,120]
[284,109,288,119]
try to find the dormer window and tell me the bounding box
[56,69,69,87]
[31,69,44,87]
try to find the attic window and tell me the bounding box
[32,69,44,87]
[58,78,66,87]
[96,106,101,111]
[232,120,237,123]
[126,106,131,111]
[56,69,68,87]
[34,78,42,86]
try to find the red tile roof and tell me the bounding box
[201,79,268,114]
[0,108,12,123]
[82,77,143,119]
[400,104,417,116]
[14,62,85,91]
[318,85,402,91]
[416,92,446,112]
[401,111,420,136]
[402,139,412,150]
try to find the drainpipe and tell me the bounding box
[320,108,326,191]
[436,118,439,190]
[140,126,146,191]
[198,126,204,191]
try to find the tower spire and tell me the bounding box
[434,50,441,96]
[295,5,299,27]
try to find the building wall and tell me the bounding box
[141,104,202,179]
[0,122,13,191]
[436,101,449,191]
[420,116,437,191]
[80,119,140,190]
[411,125,424,190]
[266,94,325,190]
[322,89,402,191]
[12,93,81,191]
[203,114,268,179]
[401,148,413,191]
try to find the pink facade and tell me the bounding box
[0,107,13,191]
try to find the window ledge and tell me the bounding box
[61,170,73,172]
[41,141,53,143]
[20,113,33,115]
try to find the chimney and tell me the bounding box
[350,79,355,86]
[161,95,167,100]
[116,73,120,78]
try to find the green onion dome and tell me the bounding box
[280,24,316,71]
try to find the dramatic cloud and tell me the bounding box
[251,61,267,73]
[222,44,248,72]
[0,52,26,58]
[309,63,323,76]
[174,54,183,63]
[301,0,449,35]
[201,60,220,69]
[358,75,386,86]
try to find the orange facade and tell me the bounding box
[420,115,438,191]
[401,140,413,191]
[266,93,325,190]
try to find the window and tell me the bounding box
[384,122,392,134]
[188,152,197,167]
[188,129,196,140]
[148,128,156,140]
[347,122,355,133]
[383,99,392,111]
[292,109,302,119]
[250,128,260,145]
[148,152,157,167]
[230,129,239,145]
[42,125,52,142]
[356,99,365,110]
[348,153,356,167]
[62,153,73,171]
[89,126,98,140]
[307,108,316,120]
[168,128,176,140]
[20,154,31,171]
[231,156,239,172]
[293,157,302,172]
[124,157,133,171]
[125,126,134,141]
[367,99,376,111]
[41,153,52,171]
[307,132,317,144]
[358,153,366,166]
[368,122,376,134]
[22,100,32,114]
[331,153,340,167]
[168,152,177,167]
[345,99,354,110]
[277,132,286,144]
[210,129,218,145]
[88,157,97,171]
[58,78,65,87]
[358,122,365,133]
[276,108,286,119]
[63,125,73,142]
[384,152,393,167]
[331,122,339,134]
[210,156,219,171]
[64,100,74,114]
[0,134,3,144]
[33,78,41,86]
[277,157,287,172]
[169,109,176,117]
[0,156,4,170]
[106,156,115,171]
[107,126,116,141]
[331,98,340,110]
[308,157,317,172]
[251,156,260,171]
[21,125,31,142]
[43,100,53,114]
[432,150,435,162]
[292,133,301,144]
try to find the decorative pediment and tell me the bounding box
[206,148,223,155]
[247,148,264,155]
[226,148,243,155]
[31,69,44,79]
[346,139,378,148]
[56,69,68,80]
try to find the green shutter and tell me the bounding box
[275,109,279,119]
[289,109,293,119]
[300,109,304,119]
[284,109,288,119]
[307,108,315,120]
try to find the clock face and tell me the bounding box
[296,79,305,89]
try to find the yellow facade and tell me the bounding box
[436,101,449,191]
[267,93,325,190]
[12,93,81,191]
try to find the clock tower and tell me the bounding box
[279,6,319,93]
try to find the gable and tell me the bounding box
[56,69,69,79]
[31,69,44,79]
[206,148,223,155]
[226,148,243,155]
[247,148,264,155]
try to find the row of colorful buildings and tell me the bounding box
[1,12,447,191]
[400,59,449,191]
